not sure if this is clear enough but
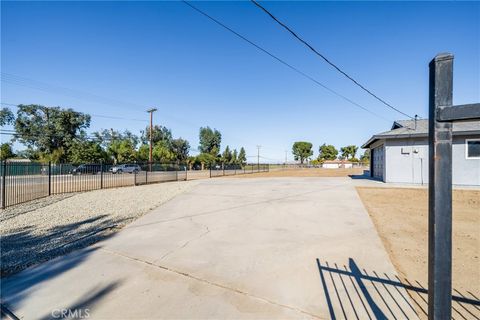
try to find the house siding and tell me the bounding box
[383,135,480,186]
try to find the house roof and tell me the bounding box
[362,119,480,148]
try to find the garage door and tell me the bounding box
[372,146,384,180]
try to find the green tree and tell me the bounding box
[94,129,138,163]
[238,147,247,166]
[360,149,370,164]
[196,152,216,170]
[136,144,150,162]
[318,144,338,160]
[340,145,358,160]
[187,156,197,170]
[231,149,238,165]
[199,127,221,155]
[141,125,172,145]
[14,104,91,162]
[153,141,175,162]
[221,145,232,164]
[68,140,107,163]
[292,141,313,164]
[108,140,137,163]
[0,143,15,160]
[171,138,190,163]
[94,129,139,149]
[0,107,15,126]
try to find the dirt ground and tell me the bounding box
[235,167,365,178]
[356,187,480,317]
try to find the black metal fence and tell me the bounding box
[0,161,187,209]
[209,163,269,177]
[0,161,269,208]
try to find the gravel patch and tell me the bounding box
[0,193,78,223]
[1,180,198,276]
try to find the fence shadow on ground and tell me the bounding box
[1,215,125,277]
[317,258,480,320]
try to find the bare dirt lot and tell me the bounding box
[356,187,480,317]
[235,167,365,178]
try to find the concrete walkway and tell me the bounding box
[1,178,418,319]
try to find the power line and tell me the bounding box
[250,0,414,120]
[1,102,147,123]
[182,1,392,123]
[0,73,195,127]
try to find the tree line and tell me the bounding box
[291,141,369,165]
[0,105,247,168]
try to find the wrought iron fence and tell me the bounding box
[0,161,187,209]
[209,163,269,177]
[0,161,269,208]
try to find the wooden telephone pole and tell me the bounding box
[147,108,157,171]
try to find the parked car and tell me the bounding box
[71,164,102,175]
[110,164,141,174]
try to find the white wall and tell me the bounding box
[453,136,480,186]
[384,138,428,184]
[323,163,339,169]
[384,135,480,186]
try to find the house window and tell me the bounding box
[466,139,480,159]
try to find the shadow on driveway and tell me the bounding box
[317,258,480,319]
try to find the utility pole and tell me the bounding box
[147,108,157,171]
[256,145,261,169]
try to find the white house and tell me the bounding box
[322,160,353,169]
[362,119,480,186]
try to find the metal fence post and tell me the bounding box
[48,161,52,196]
[1,161,6,209]
[428,53,453,320]
[210,166,212,178]
[100,161,104,189]
[176,164,179,181]
[145,165,148,184]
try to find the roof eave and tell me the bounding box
[362,130,480,149]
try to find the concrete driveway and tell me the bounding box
[1,177,417,319]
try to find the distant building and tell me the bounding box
[362,119,480,186]
[322,160,353,169]
[6,158,31,163]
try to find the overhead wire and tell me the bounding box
[1,102,147,123]
[250,0,414,120]
[182,0,392,123]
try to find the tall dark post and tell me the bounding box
[428,53,453,320]
[1,161,6,209]
[147,108,157,172]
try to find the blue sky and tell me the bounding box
[1,1,479,162]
